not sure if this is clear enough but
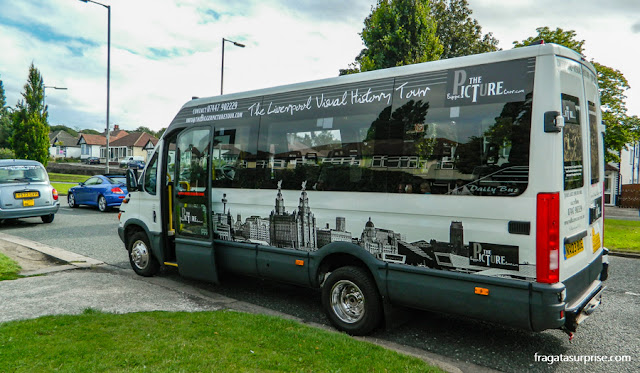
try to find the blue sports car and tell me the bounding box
[67,174,128,212]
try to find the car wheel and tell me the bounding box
[321,266,382,336]
[41,214,55,224]
[127,230,159,277]
[98,195,109,212]
[68,193,78,208]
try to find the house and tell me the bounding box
[77,125,129,162]
[606,142,640,206]
[109,132,158,162]
[77,133,106,160]
[49,130,80,159]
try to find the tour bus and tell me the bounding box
[119,43,608,337]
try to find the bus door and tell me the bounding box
[173,126,218,284]
[557,56,591,279]
[582,66,604,257]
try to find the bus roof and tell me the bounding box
[182,43,588,111]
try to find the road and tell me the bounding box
[1,206,638,373]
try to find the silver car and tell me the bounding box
[0,159,60,223]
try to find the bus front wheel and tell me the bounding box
[321,266,382,336]
[127,231,159,277]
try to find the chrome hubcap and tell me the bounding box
[131,240,149,269]
[330,280,365,324]
[68,194,75,207]
[99,197,106,210]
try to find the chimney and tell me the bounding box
[113,124,120,131]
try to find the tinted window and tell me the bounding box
[175,127,210,238]
[256,79,394,192]
[562,94,584,190]
[588,101,600,184]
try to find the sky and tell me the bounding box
[0,0,638,134]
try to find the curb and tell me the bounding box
[608,250,640,259]
[0,233,104,269]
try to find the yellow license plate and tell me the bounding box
[22,199,35,207]
[15,191,39,199]
[592,230,601,253]
[565,239,584,259]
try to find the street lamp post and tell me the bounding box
[221,38,245,95]
[79,0,111,173]
[43,85,67,115]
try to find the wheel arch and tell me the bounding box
[122,219,164,264]
[311,242,388,298]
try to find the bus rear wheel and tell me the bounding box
[321,266,382,336]
[127,231,159,277]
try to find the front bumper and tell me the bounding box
[0,202,60,219]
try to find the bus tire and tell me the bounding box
[127,231,159,277]
[321,266,382,336]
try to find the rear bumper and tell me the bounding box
[0,203,59,219]
[105,194,126,207]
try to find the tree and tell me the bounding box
[50,124,79,137]
[513,26,585,53]
[430,0,499,59]
[340,0,442,75]
[12,63,50,166]
[0,76,13,149]
[514,27,638,162]
[134,126,156,136]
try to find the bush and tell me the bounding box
[0,148,15,159]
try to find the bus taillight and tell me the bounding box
[536,193,560,283]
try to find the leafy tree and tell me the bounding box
[0,76,13,149]
[340,0,442,75]
[134,126,156,136]
[513,26,585,53]
[514,27,638,162]
[12,63,50,166]
[80,128,101,135]
[50,124,79,137]
[430,0,499,59]
[156,127,166,139]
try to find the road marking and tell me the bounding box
[625,291,640,296]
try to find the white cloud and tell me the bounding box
[1,0,637,135]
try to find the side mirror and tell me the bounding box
[79,182,85,186]
[126,169,139,191]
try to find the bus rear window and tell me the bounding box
[562,94,584,190]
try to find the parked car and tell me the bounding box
[67,174,127,212]
[84,157,100,165]
[127,160,145,170]
[0,159,59,223]
[119,156,144,166]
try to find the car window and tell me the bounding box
[0,165,48,184]
[85,177,102,185]
[108,176,126,184]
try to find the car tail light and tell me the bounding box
[537,193,560,283]
[111,187,124,194]
[52,188,59,201]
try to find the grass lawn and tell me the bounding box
[0,253,21,281]
[50,182,74,196]
[604,219,640,253]
[0,310,442,373]
[47,173,90,183]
